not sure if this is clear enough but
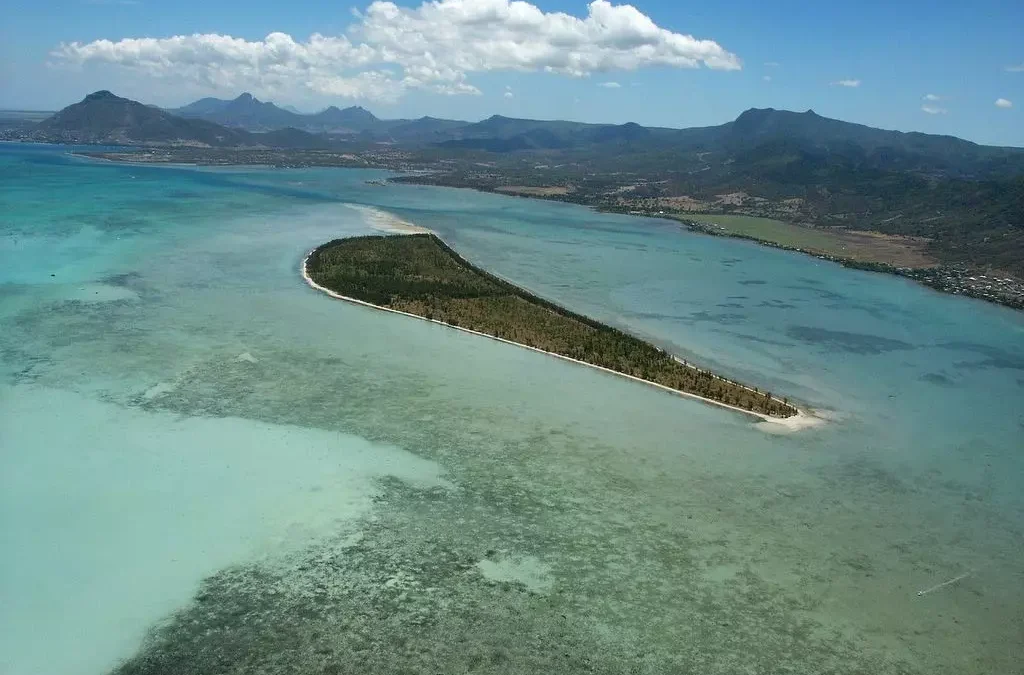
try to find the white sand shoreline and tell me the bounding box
[301,246,825,431]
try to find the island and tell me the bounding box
[303,234,799,419]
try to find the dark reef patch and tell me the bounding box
[786,325,914,355]
[785,285,847,302]
[940,341,1024,372]
[720,331,794,349]
[758,299,798,309]
[920,372,955,387]
[685,311,747,326]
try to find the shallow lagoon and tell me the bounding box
[1,144,1022,674]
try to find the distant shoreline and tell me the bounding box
[387,176,1024,312]
[48,147,1022,310]
[302,236,822,430]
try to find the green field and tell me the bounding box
[307,234,797,418]
[679,213,937,268]
[685,214,848,252]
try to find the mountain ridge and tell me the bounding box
[165,93,1024,166]
[28,91,1024,180]
[33,91,325,148]
[29,91,1024,165]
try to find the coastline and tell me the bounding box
[387,176,1024,312]
[301,246,823,431]
[44,148,1019,310]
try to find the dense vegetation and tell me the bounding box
[307,235,798,418]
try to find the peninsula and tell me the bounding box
[304,234,798,419]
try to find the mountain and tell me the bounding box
[436,114,676,151]
[423,108,1024,179]
[683,108,1024,178]
[385,116,468,141]
[590,121,652,144]
[32,92,1024,180]
[32,91,329,149]
[171,94,503,141]
[310,105,378,128]
[174,96,234,117]
[173,95,389,134]
[34,90,250,146]
[173,93,302,131]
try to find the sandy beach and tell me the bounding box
[347,204,432,234]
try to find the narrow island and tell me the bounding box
[304,234,799,419]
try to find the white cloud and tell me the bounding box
[54,0,741,102]
[831,79,860,88]
[1005,63,1024,73]
[504,85,513,99]
[764,61,779,67]
[921,105,947,115]
[599,81,621,88]
[995,98,1013,108]
[922,93,942,101]
[762,75,771,82]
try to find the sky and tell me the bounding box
[1,0,1022,146]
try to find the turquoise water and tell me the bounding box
[1,143,1022,675]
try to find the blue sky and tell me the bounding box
[2,0,1022,146]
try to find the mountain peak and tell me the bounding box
[83,90,119,102]
[234,92,256,103]
[736,107,777,119]
[35,90,253,147]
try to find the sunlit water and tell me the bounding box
[1,144,1022,675]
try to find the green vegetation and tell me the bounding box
[674,214,940,269]
[684,215,855,252]
[307,234,797,418]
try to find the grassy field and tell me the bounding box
[683,214,936,268]
[307,234,797,418]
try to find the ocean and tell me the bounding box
[1,143,1022,674]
